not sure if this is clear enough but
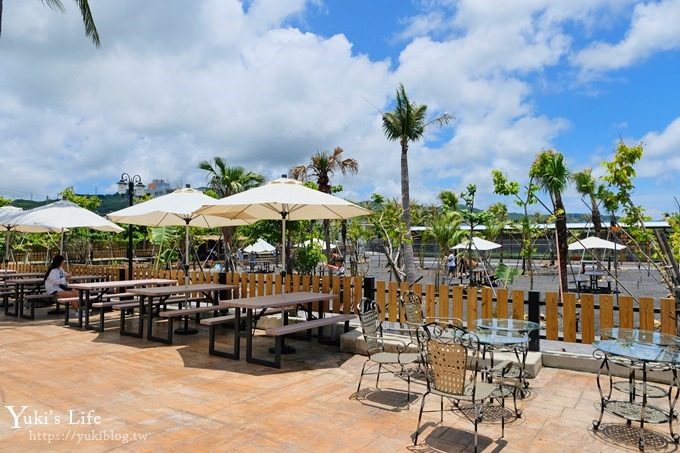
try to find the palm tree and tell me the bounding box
[572,168,603,236]
[530,150,570,293]
[382,83,452,283]
[199,157,265,198]
[290,147,359,261]
[0,0,100,46]
[198,157,265,270]
[486,202,510,263]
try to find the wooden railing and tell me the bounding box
[5,263,676,342]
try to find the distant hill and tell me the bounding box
[10,194,592,221]
[10,194,130,215]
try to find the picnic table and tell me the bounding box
[126,283,237,343]
[203,291,354,368]
[67,278,178,330]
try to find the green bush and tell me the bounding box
[294,245,324,275]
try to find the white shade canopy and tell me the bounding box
[297,238,330,248]
[0,206,57,232]
[11,200,123,233]
[568,236,627,251]
[451,237,502,251]
[107,186,250,228]
[243,238,275,254]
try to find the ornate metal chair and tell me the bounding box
[357,301,420,402]
[413,323,511,452]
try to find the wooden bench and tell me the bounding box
[112,299,163,338]
[83,297,143,332]
[154,304,232,344]
[263,314,356,368]
[19,294,79,320]
[200,314,240,359]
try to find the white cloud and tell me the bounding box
[638,117,680,178]
[0,0,677,218]
[574,0,680,72]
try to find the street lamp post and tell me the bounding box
[117,173,144,279]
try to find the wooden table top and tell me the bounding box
[128,283,237,296]
[68,278,177,290]
[219,291,338,310]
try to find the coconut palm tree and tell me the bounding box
[530,149,570,293]
[198,157,265,270]
[572,168,603,236]
[290,147,359,261]
[382,83,452,283]
[0,0,100,46]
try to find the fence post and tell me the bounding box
[528,291,540,352]
[118,267,126,282]
[218,271,231,300]
[362,277,375,312]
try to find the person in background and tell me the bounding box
[447,250,457,277]
[327,252,346,277]
[44,254,80,312]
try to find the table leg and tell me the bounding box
[174,294,199,335]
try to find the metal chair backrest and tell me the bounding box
[427,339,467,394]
[419,323,482,397]
[359,303,384,356]
[402,298,424,326]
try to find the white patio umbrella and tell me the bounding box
[195,176,372,289]
[107,186,251,284]
[568,236,627,251]
[297,238,331,249]
[451,236,502,251]
[243,238,275,254]
[11,200,123,253]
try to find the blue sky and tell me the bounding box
[0,0,679,219]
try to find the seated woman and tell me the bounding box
[44,254,80,313]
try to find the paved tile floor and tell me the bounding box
[0,313,678,452]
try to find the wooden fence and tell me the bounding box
[6,263,676,342]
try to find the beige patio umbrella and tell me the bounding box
[108,186,252,283]
[195,176,371,285]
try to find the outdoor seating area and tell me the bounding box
[2,312,677,452]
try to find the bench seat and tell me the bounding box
[265,314,356,336]
[159,304,231,318]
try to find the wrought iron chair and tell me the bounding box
[357,301,420,402]
[401,294,463,335]
[413,323,511,452]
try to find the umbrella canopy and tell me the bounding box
[10,200,123,254]
[0,206,58,233]
[108,186,251,283]
[107,186,249,229]
[196,177,372,221]
[451,237,502,251]
[195,177,371,286]
[568,236,627,251]
[12,200,124,233]
[243,238,275,254]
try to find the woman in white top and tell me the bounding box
[44,255,79,311]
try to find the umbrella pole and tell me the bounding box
[175,220,197,335]
[270,215,295,355]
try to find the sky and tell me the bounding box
[1,0,679,219]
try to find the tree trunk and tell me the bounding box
[555,195,568,292]
[590,194,603,236]
[400,139,416,283]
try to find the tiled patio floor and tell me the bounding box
[0,314,677,452]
